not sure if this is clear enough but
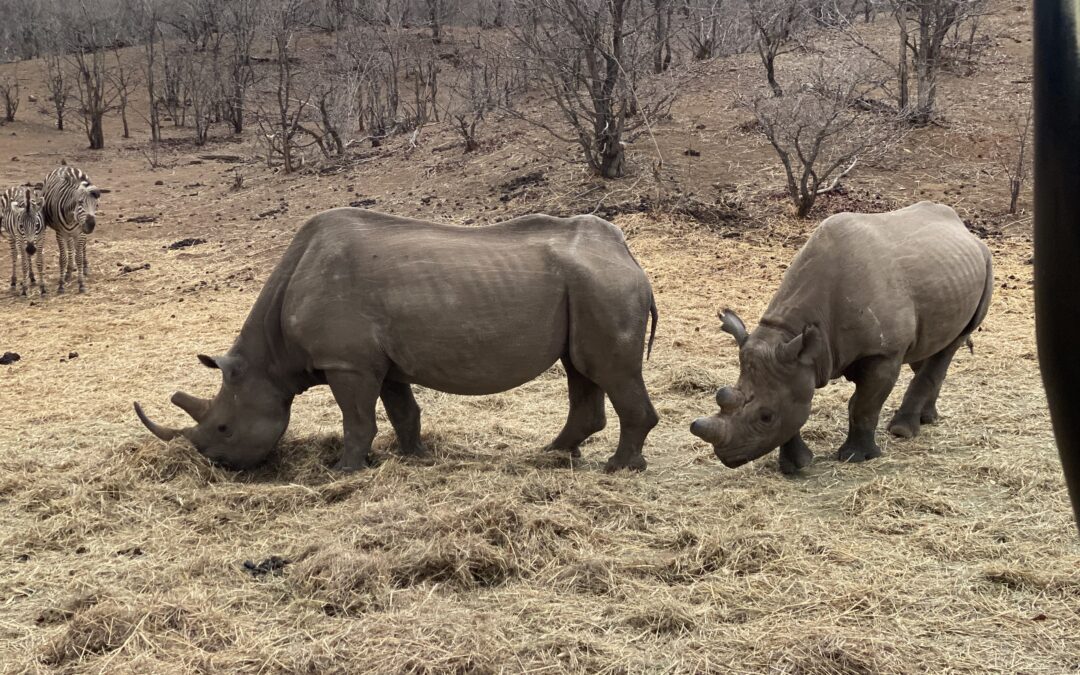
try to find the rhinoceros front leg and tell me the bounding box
[837,356,901,463]
[888,342,962,438]
[545,358,606,459]
[380,379,433,465]
[327,370,383,471]
[778,432,814,475]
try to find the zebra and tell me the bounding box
[42,165,100,294]
[0,186,46,296]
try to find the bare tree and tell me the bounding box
[425,0,451,42]
[0,69,19,123]
[652,0,674,73]
[442,62,490,152]
[837,0,985,122]
[256,0,313,172]
[893,0,986,123]
[44,53,70,131]
[747,0,805,97]
[62,1,121,150]
[510,0,677,178]
[222,0,261,134]
[746,59,897,217]
[109,46,139,139]
[995,99,1033,215]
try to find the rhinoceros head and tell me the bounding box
[690,309,829,468]
[134,353,291,469]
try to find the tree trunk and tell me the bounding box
[600,139,625,179]
[765,53,783,97]
[88,115,104,150]
[896,7,909,114]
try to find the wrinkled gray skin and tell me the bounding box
[135,208,659,472]
[690,202,993,474]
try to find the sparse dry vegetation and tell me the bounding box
[0,0,1075,672]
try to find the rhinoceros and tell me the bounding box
[135,208,660,472]
[690,201,993,474]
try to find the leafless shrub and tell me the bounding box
[743,59,899,217]
[994,98,1033,215]
[0,68,20,123]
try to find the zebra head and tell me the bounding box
[74,179,101,234]
[134,353,292,470]
[11,188,45,255]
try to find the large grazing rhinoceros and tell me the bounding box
[135,208,660,472]
[690,201,993,474]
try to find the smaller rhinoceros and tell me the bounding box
[135,208,659,473]
[690,201,993,474]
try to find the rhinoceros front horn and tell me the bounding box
[134,402,187,442]
[171,391,211,423]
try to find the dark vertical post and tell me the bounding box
[1033,1,1080,531]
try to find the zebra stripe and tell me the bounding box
[1,186,46,296]
[42,165,100,294]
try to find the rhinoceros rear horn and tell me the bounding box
[171,391,211,423]
[134,402,187,442]
[718,309,749,347]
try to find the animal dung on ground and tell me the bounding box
[0,352,21,365]
[243,556,290,578]
[119,262,151,274]
[166,238,207,251]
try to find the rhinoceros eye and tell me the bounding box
[217,424,229,435]
[759,409,775,425]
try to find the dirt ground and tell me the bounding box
[1,5,1078,673]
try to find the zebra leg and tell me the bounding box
[80,235,89,277]
[56,234,67,294]
[8,239,17,294]
[35,246,45,295]
[18,240,28,296]
[66,240,75,282]
[75,235,86,293]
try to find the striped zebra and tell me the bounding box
[0,186,46,296]
[42,165,100,294]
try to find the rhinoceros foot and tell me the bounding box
[778,437,814,475]
[396,444,435,466]
[837,439,882,464]
[333,455,370,472]
[604,454,647,473]
[543,442,583,459]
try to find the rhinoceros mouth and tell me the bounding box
[714,446,752,468]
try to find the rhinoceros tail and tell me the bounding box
[647,294,658,360]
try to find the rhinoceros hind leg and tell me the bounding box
[327,369,384,471]
[838,356,900,463]
[597,372,657,473]
[545,357,606,459]
[888,342,962,438]
[381,379,432,464]
[779,432,814,475]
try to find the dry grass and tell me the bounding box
[1,216,1077,673]
[1,4,1077,672]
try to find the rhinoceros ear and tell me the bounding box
[777,326,832,388]
[197,353,244,380]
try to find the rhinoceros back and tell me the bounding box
[776,201,991,368]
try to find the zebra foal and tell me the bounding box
[0,186,46,296]
[42,166,101,294]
